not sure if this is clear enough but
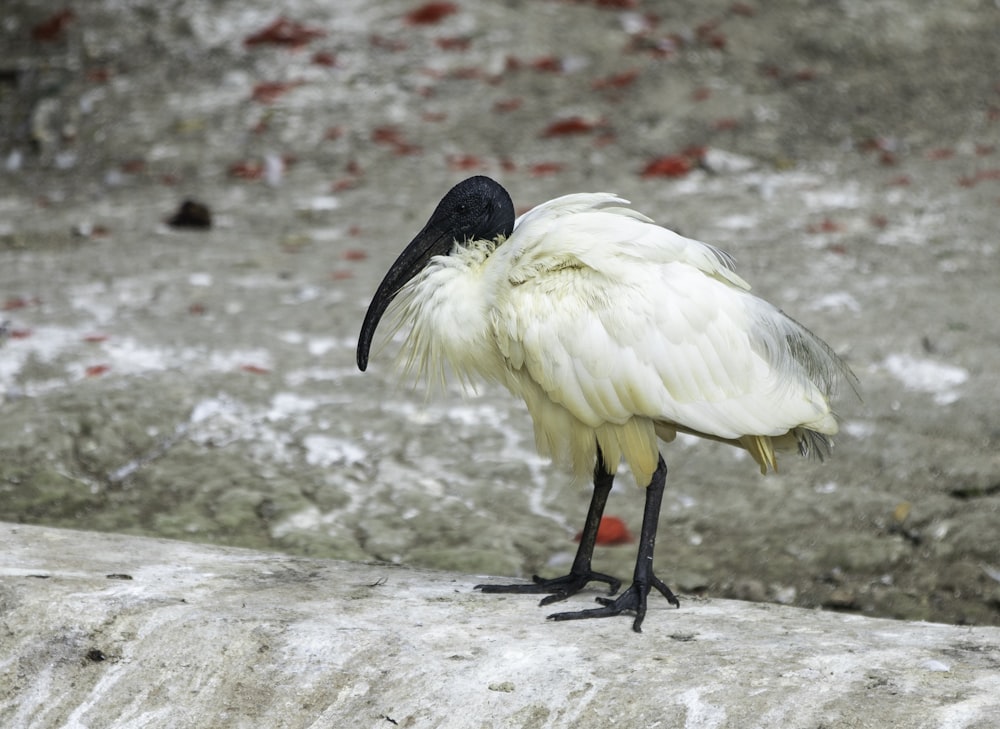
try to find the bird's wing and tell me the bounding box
[509,193,750,291]
[492,204,842,442]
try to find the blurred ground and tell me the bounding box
[1,0,999,626]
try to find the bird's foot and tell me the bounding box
[546,574,680,632]
[475,569,622,606]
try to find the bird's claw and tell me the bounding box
[475,570,622,606]
[547,575,679,632]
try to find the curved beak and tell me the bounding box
[356,223,452,371]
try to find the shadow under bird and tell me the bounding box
[357,176,856,632]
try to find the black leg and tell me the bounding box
[547,453,679,632]
[475,447,622,604]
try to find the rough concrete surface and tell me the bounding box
[3,522,1000,729]
[1,0,1000,687]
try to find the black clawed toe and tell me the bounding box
[547,574,679,632]
[475,569,621,605]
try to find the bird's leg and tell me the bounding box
[547,454,679,632]
[475,448,622,605]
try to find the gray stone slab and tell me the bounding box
[2,523,998,728]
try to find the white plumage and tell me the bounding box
[357,175,855,631]
[384,190,848,485]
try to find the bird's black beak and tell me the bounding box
[356,220,451,371]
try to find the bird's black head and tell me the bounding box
[356,176,515,371]
[423,175,516,250]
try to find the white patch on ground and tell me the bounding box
[842,420,876,439]
[306,337,340,356]
[302,434,367,468]
[800,184,863,210]
[284,366,358,386]
[882,354,968,405]
[712,214,758,231]
[267,392,320,420]
[808,291,861,313]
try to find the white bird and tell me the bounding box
[357,176,856,632]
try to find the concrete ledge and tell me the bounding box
[2,522,998,728]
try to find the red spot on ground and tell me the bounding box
[3,296,39,311]
[759,64,782,80]
[421,111,447,122]
[504,56,523,72]
[436,36,471,51]
[120,159,146,175]
[347,225,362,237]
[761,64,817,84]
[642,155,692,178]
[371,126,422,155]
[870,214,889,229]
[494,97,523,113]
[807,218,843,234]
[244,17,326,49]
[405,2,458,25]
[541,116,604,138]
[592,69,640,91]
[729,2,756,17]
[229,160,265,180]
[528,162,565,177]
[575,516,635,546]
[527,55,563,73]
[926,147,954,161]
[887,174,911,186]
[447,66,484,81]
[85,364,111,378]
[32,9,74,42]
[447,154,486,171]
[331,178,358,192]
[324,126,345,140]
[188,303,207,316]
[593,0,637,8]
[9,329,32,339]
[692,86,712,101]
[251,81,304,104]
[712,117,741,131]
[626,33,680,59]
[240,364,270,375]
[311,51,337,67]
[695,19,727,50]
[975,144,995,156]
[331,270,353,280]
[958,168,1000,187]
[86,67,112,84]
[858,136,900,166]
[342,249,367,261]
[641,147,704,179]
[82,334,109,343]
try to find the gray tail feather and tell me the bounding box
[795,428,832,461]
